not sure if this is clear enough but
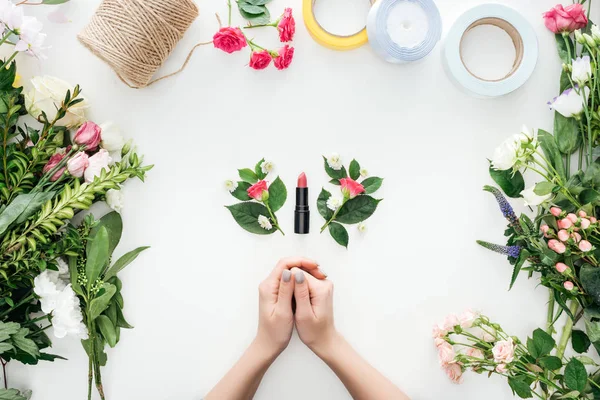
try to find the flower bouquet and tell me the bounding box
[435,2,600,399]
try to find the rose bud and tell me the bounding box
[548,239,567,254]
[550,207,563,217]
[67,152,89,178]
[556,262,569,273]
[73,121,102,150]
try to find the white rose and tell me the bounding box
[572,56,592,85]
[491,136,519,170]
[105,189,124,213]
[25,76,88,128]
[99,121,125,153]
[549,86,590,118]
[84,149,112,183]
[521,185,551,206]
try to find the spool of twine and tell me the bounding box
[78,0,209,89]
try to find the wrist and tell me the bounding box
[309,329,343,361]
[251,335,284,362]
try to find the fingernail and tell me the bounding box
[319,268,327,277]
[295,271,305,284]
[282,270,291,282]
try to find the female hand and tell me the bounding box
[255,257,326,357]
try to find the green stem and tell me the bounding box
[563,34,573,65]
[227,0,232,26]
[320,201,345,233]
[556,301,580,359]
[264,203,284,236]
[566,153,571,179]
[0,31,14,48]
[0,52,16,71]
[546,290,555,335]
[0,291,33,319]
[243,21,277,29]
[87,353,93,400]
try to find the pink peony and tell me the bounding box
[73,121,102,150]
[67,152,89,178]
[438,342,455,366]
[459,309,478,329]
[555,262,569,274]
[543,4,588,33]
[273,45,294,70]
[564,281,575,291]
[444,363,463,384]
[43,151,67,182]
[579,240,593,252]
[550,207,562,217]
[581,218,591,229]
[277,8,295,42]
[247,180,269,201]
[340,177,365,199]
[492,338,515,364]
[557,229,570,242]
[558,218,573,229]
[249,50,272,70]
[213,27,247,54]
[548,239,566,254]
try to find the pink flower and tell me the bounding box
[438,342,455,366]
[543,4,588,33]
[581,218,591,229]
[572,232,582,242]
[277,8,295,42]
[556,262,569,274]
[444,363,463,384]
[557,229,570,242]
[459,309,478,329]
[465,347,484,360]
[273,45,294,70]
[540,225,551,238]
[579,240,593,252]
[550,207,562,217]
[84,149,111,183]
[567,213,578,223]
[340,177,365,199]
[432,323,447,339]
[249,50,272,70]
[564,281,575,291]
[434,337,445,347]
[496,364,508,374]
[591,217,598,224]
[73,121,102,150]
[43,151,66,181]
[492,338,515,364]
[579,210,588,217]
[558,218,573,229]
[213,27,247,54]
[67,151,89,178]
[548,239,566,254]
[247,180,269,201]
[442,314,460,331]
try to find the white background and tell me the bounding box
[6,0,594,399]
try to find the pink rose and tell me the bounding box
[43,151,67,182]
[73,121,102,150]
[273,45,294,70]
[249,50,272,70]
[432,323,447,339]
[465,347,484,360]
[247,180,269,201]
[581,218,591,229]
[579,240,593,252]
[277,8,295,42]
[572,232,582,242]
[340,177,365,199]
[496,364,508,374]
[438,342,455,366]
[558,218,573,229]
[556,262,569,273]
[213,27,247,54]
[459,309,478,329]
[557,229,570,242]
[540,225,551,237]
[443,314,460,331]
[434,337,445,347]
[492,338,515,364]
[548,239,566,254]
[564,281,574,291]
[67,151,89,178]
[550,207,562,217]
[444,363,463,384]
[84,149,112,183]
[567,213,578,223]
[579,210,587,217]
[543,4,588,33]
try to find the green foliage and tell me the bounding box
[564,358,587,392]
[361,177,383,194]
[508,376,533,398]
[328,223,348,248]
[0,389,31,400]
[489,166,524,198]
[349,159,360,180]
[571,330,591,354]
[226,202,276,235]
[267,177,287,213]
[527,328,555,359]
[323,156,347,180]
[237,0,272,24]
[230,181,251,201]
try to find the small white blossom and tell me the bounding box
[521,185,552,207]
[258,215,272,230]
[105,189,124,213]
[327,153,343,170]
[100,121,126,153]
[14,16,47,59]
[260,160,274,174]
[592,24,600,43]
[491,125,539,171]
[327,196,343,211]
[357,222,367,233]
[572,56,592,85]
[225,180,238,193]
[360,169,368,178]
[0,0,23,32]
[549,86,590,118]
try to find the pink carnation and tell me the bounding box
[277,8,296,42]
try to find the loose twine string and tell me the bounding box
[78,0,216,89]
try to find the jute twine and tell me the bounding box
[78,0,211,89]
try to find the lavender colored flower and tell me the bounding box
[484,186,521,231]
[476,240,521,258]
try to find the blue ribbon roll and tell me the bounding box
[367,0,442,63]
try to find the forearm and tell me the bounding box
[314,332,410,400]
[205,338,279,400]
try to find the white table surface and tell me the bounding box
[7,0,590,398]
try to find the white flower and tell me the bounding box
[257,215,272,230]
[105,189,124,213]
[327,153,343,170]
[357,222,367,233]
[225,180,238,193]
[549,86,590,118]
[14,16,46,59]
[360,169,368,178]
[521,185,551,207]
[33,270,65,314]
[0,0,23,31]
[592,24,600,43]
[100,121,125,153]
[260,160,274,174]
[84,149,112,183]
[327,196,343,211]
[572,56,592,85]
[51,284,88,339]
[25,76,88,128]
[491,125,539,171]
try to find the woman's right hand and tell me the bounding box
[290,267,338,355]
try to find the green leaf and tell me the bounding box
[534,182,556,196]
[329,222,348,248]
[555,112,580,155]
[564,358,587,392]
[583,162,600,188]
[489,167,525,198]
[116,306,133,329]
[238,7,270,24]
[0,192,56,236]
[254,158,266,180]
[0,389,29,400]
[572,330,591,354]
[556,33,574,65]
[85,226,109,289]
[105,302,118,326]
[104,246,149,281]
[538,356,562,370]
[317,189,333,220]
[267,177,287,213]
[68,256,83,296]
[0,322,20,342]
[231,181,251,201]
[580,188,600,205]
[580,265,600,306]
[42,0,70,4]
[527,328,555,359]
[0,343,14,354]
[226,202,275,235]
[361,177,383,195]
[89,283,117,321]
[96,315,117,348]
[508,376,533,399]
[238,168,258,184]
[89,211,123,258]
[538,129,566,181]
[95,336,107,366]
[12,328,39,358]
[329,179,341,186]
[349,159,360,180]
[0,60,16,91]
[323,156,347,180]
[245,0,271,5]
[509,249,529,290]
[336,196,381,224]
[239,2,267,14]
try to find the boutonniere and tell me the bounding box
[318,154,383,248]
[225,158,287,235]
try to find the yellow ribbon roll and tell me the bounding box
[303,0,373,50]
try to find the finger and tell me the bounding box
[269,257,326,281]
[276,269,295,312]
[291,268,314,318]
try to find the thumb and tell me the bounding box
[291,268,313,318]
[275,269,295,313]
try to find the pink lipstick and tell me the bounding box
[295,172,310,234]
